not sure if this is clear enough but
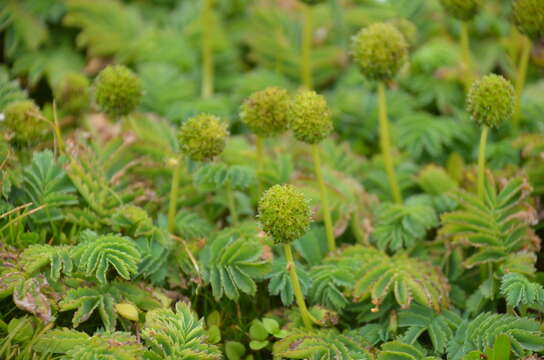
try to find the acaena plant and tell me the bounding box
[3,100,49,144]
[94,64,142,121]
[511,0,544,127]
[351,22,408,203]
[438,0,483,89]
[288,90,335,252]
[171,114,229,231]
[466,74,514,198]
[240,86,290,194]
[258,184,315,328]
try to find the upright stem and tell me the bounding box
[513,36,531,129]
[311,144,335,252]
[201,0,214,98]
[167,157,182,233]
[226,181,239,225]
[255,136,264,195]
[477,126,489,200]
[51,102,65,155]
[460,21,473,91]
[301,4,313,89]
[377,82,402,204]
[284,244,313,328]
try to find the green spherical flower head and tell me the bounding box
[240,87,290,138]
[288,90,333,144]
[351,23,409,81]
[389,18,418,46]
[467,74,515,128]
[513,0,544,40]
[258,184,311,244]
[3,100,48,142]
[55,72,90,114]
[178,114,229,161]
[438,0,482,21]
[94,65,142,117]
[298,0,326,5]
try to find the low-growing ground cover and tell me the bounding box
[0,0,543,359]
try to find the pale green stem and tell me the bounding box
[201,0,214,98]
[226,181,239,225]
[301,4,313,89]
[51,102,65,155]
[477,126,489,200]
[255,136,264,196]
[513,36,531,129]
[167,157,182,233]
[460,21,474,91]
[284,244,313,328]
[377,82,402,204]
[311,144,335,252]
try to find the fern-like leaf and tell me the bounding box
[175,210,213,239]
[440,176,535,268]
[399,304,462,354]
[500,273,544,308]
[0,66,27,111]
[73,231,141,284]
[266,256,311,306]
[34,328,143,359]
[19,244,73,280]
[199,233,270,300]
[22,150,78,224]
[378,341,440,360]
[59,286,117,331]
[273,329,371,360]
[308,263,351,311]
[194,163,256,192]
[142,302,222,360]
[344,246,449,311]
[372,199,438,252]
[447,313,544,360]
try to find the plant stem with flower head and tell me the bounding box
[201,0,214,98]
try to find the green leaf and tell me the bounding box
[33,328,90,353]
[142,302,222,360]
[249,340,269,351]
[273,329,371,360]
[249,320,269,341]
[500,273,544,308]
[225,341,246,360]
[200,233,270,300]
[73,231,141,284]
[59,286,117,331]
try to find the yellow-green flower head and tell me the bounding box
[258,184,311,244]
[3,100,48,142]
[438,0,483,21]
[467,74,515,128]
[55,72,90,114]
[298,0,326,5]
[178,114,229,161]
[240,87,290,137]
[351,23,409,81]
[94,65,142,117]
[513,0,544,40]
[389,18,418,47]
[288,90,333,144]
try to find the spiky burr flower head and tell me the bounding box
[3,100,48,142]
[438,0,483,21]
[513,0,544,40]
[351,23,409,81]
[258,184,311,244]
[240,87,290,137]
[94,65,142,117]
[389,18,418,46]
[55,72,90,114]
[467,74,515,128]
[288,90,333,144]
[178,114,229,161]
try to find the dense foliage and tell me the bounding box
[0,0,543,359]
